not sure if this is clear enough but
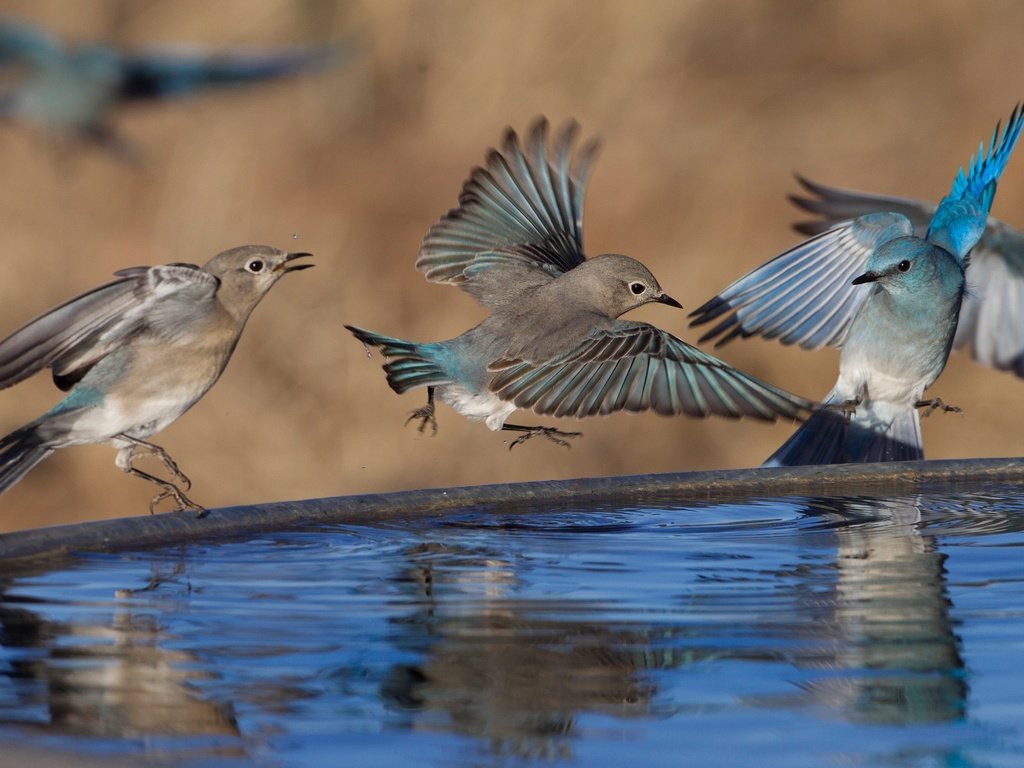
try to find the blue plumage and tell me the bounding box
[691,105,1023,466]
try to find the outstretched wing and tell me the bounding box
[791,176,1024,378]
[689,212,914,350]
[488,322,812,422]
[0,263,218,391]
[416,117,600,307]
[118,44,339,102]
[790,175,933,236]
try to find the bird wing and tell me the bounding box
[0,263,218,391]
[789,175,934,236]
[487,322,813,422]
[791,176,1024,378]
[926,104,1024,262]
[688,212,914,350]
[953,233,1024,376]
[416,117,600,308]
[117,44,337,102]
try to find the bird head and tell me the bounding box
[203,245,313,320]
[850,237,960,295]
[569,253,682,318]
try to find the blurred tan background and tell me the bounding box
[0,0,1022,532]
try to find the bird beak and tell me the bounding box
[277,252,314,273]
[851,271,879,285]
[655,293,684,309]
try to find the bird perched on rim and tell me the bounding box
[789,175,1024,379]
[346,118,813,450]
[689,105,1024,465]
[0,245,313,514]
[0,15,343,159]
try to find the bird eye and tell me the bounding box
[246,259,265,273]
[897,259,911,272]
[629,281,646,295]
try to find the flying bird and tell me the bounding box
[347,118,812,450]
[0,16,341,158]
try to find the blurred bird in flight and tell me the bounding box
[347,118,813,450]
[689,105,1024,465]
[0,246,313,515]
[0,15,342,159]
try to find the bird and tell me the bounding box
[789,175,1024,379]
[0,15,341,159]
[0,245,313,514]
[346,118,813,450]
[688,105,1024,465]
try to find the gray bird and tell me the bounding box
[346,119,812,449]
[0,245,313,514]
[0,15,341,158]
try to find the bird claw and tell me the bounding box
[827,399,861,424]
[507,427,583,451]
[915,398,962,417]
[405,404,438,435]
[149,486,207,518]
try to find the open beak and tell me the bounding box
[851,271,879,285]
[656,293,684,309]
[277,251,315,273]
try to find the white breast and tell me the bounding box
[438,384,518,431]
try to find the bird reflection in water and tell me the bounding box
[379,541,686,761]
[0,559,240,748]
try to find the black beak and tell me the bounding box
[278,251,314,273]
[851,271,879,285]
[656,293,684,309]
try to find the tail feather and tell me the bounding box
[345,325,451,395]
[0,426,54,494]
[763,390,923,467]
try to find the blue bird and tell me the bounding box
[689,106,1024,465]
[790,175,1024,378]
[0,16,340,158]
[0,245,312,514]
[346,118,813,450]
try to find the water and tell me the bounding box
[1,484,1023,767]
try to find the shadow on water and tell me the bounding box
[0,485,1021,766]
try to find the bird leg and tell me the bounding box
[502,423,583,451]
[405,386,438,435]
[116,434,192,490]
[915,398,962,417]
[826,398,861,424]
[115,437,206,518]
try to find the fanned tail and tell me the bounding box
[763,389,922,466]
[345,325,451,395]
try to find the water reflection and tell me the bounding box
[0,489,999,766]
[379,542,678,760]
[794,495,965,724]
[0,561,240,743]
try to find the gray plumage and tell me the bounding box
[0,245,312,513]
[347,118,812,448]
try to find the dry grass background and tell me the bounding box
[0,0,1022,532]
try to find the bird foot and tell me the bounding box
[827,399,861,424]
[915,398,962,418]
[507,427,583,451]
[149,486,208,518]
[405,403,438,435]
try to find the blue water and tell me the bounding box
[1,485,1023,767]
